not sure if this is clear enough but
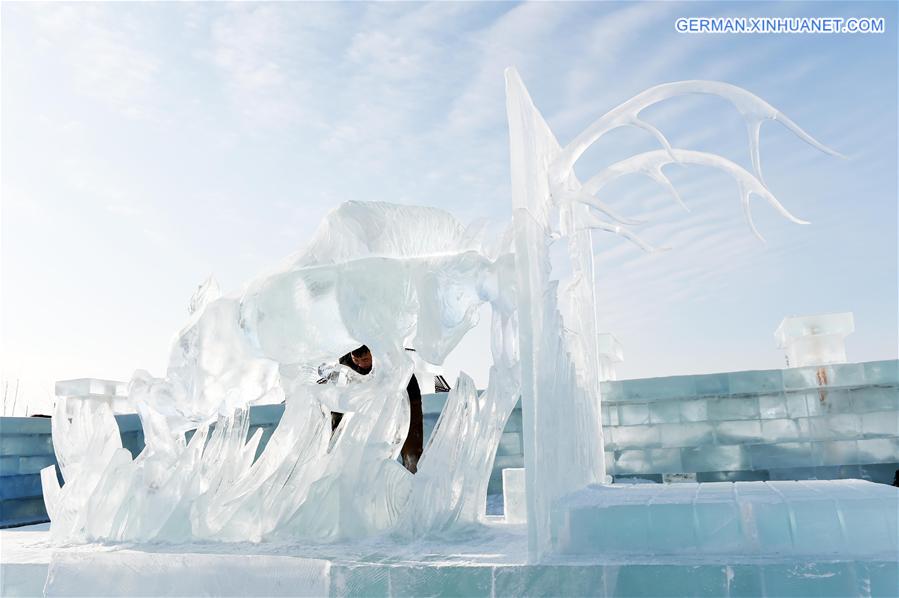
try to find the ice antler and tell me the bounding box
[577,149,809,242]
[547,80,841,249]
[550,80,843,189]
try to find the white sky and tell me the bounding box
[2,2,897,415]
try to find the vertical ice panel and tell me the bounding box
[694,483,743,553]
[502,468,527,524]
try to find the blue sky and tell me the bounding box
[2,2,896,414]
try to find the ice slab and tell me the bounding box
[45,552,330,597]
[39,542,899,598]
[775,313,854,368]
[551,479,899,558]
[7,521,898,597]
[55,379,133,416]
[0,523,51,598]
[502,468,527,523]
[54,379,127,398]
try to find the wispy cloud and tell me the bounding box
[2,1,894,397]
[204,4,311,128]
[27,3,162,120]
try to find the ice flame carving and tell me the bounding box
[41,68,838,560]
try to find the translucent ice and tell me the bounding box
[502,468,527,524]
[43,201,520,544]
[504,67,837,558]
[551,480,898,558]
[775,312,854,367]
[43,68,840,558]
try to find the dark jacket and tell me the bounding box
[332,352,423,474]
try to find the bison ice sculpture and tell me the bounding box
[42,69,838,557]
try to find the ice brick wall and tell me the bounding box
[2,360,895,527]
[0,414,146,527]
[602,360,899,483]
[0,417,56,527]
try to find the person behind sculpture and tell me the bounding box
[329,345,424,474]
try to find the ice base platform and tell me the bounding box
[3,481,897,597]
[40,550,899,597]
[551,479,898,558]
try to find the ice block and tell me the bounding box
[775,312,854,367]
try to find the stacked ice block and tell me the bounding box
[601,360,899,483]
[55,379,131,416]
[551,479,898,557]
[775,312,854,368]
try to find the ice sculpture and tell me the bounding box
[42,69,839,558]
[775,312,855,367]
[504,69,838,559]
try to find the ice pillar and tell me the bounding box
[505,68,605,561]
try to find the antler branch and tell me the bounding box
[575,148,809,243]
[551,81,843,187]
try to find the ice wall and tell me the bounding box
[602,360,899,483]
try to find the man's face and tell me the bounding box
[351,350,372,371]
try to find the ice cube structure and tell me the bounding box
[775,312,854,367]
[597,334,624,382]
[55,378,131,416]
